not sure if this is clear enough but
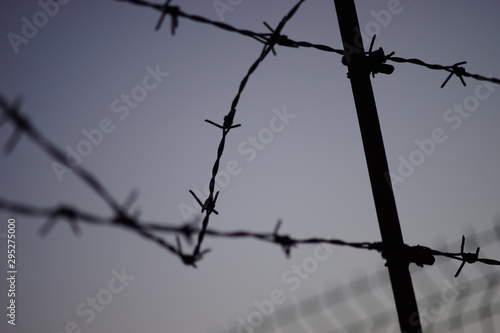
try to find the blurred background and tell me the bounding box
[1,0,499,332]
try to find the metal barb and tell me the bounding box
[39,205,80,237]
[204,109,241,130]
[341,35,395,78]
[272,220,296,258]
[154,0,179,35]
[454,235,480,277]
[189,190,219,215]
[441,61,467,88]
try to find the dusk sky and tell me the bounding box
[1,1,500,332]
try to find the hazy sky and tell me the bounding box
[1,0,500,332]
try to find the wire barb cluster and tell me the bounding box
[1,0,500,274]
[440,61,467,88]
[342,35,395,78]
[378,234,500,275]
[431,235,500,277]
[154,0,179,34]
[387,56,500,87]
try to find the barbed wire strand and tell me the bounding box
[0,95,186,262]
[117,0,499,87]
[387,56,500,88]
[0,174,499,273]
[0,193,381,253]
[188,0,305,260]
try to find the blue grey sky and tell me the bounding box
[1,0,500,332]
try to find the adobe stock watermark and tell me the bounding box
[216,240,335,333]
[386,79,496,188]
[178,106,297,220]
[7,0,73,54]
[213,0,243,21]
[50,64,169,182]
[407,278,468,331]
[356,0,403,41]
[49,267,135,333]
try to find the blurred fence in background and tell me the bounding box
[226,222,500,333]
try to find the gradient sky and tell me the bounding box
[1,0,500,332]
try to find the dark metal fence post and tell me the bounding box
[333,0,423,332]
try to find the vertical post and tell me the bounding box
[332,1,422,332]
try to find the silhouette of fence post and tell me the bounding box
[332,0,423,332]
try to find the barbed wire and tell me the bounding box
[0,89,382,264]
[111,0,500,262]
[1,0,500,273]
[187,0,306,261]
[386,56,500,88]
[430,235,500,278]
[0,94,188,262]
[2,184,499,274]
[0,101,498,272]
[0,184,382,257]
[116,0,499,87]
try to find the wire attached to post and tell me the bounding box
[341,35,395,78]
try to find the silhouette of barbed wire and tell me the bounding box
[0,94,192,263]
[0,190,383,255]
[116,0,500,87]
[1,1,500,273]
[386,56,500,87]
[430,236,500,277]
[110,0,500,264]
[0,116,498,274]
[187,0,306,260]
[2,3,500,332]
